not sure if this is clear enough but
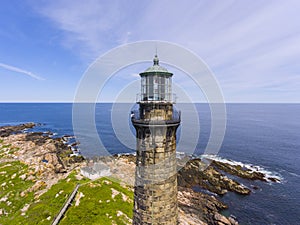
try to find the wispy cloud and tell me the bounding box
[32,0,135,60]
[0,63,44,80]
[31,0,300,102]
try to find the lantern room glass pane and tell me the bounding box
[141,74,172,102]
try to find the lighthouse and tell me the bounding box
[131,55,181,224]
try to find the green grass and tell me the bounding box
[60,177,133,225]
[0,143,134,225]
[13,171,85,225]
[7,147,20,155]
[0,161,35,224]
[13,175,133,225]
[0,143,13,158]
[1,144,11,148]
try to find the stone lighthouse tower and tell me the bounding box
[131,55,181,224]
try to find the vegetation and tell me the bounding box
[0,161,35,224]
[12,171,83,225]
[0,161,133,225]
[0,140,134,225]
[61,177,133,225]
[9,175,133,225]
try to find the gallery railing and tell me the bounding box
[131,108,181,124]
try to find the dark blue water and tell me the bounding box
[0,103,299,224]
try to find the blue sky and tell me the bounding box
[0,0,299,102]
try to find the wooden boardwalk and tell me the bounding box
[52,184,80,225]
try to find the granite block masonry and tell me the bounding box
[131,55,181,224]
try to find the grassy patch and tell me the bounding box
[7,147,20,155]
[0,160,134,225]
[0,161,35,224]
[60,177,133,225]
[0,143,14,158]
[1,144,11,148]
[13,171,82,225]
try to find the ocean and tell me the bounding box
[0,103,299,224]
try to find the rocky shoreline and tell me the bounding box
[0,123,280,225]
[0,123,84,197]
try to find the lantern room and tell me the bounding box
[139,55,173,102]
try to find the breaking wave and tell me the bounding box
[200,154,283,183]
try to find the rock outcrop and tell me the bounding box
[0,123,35,137]
[211,160,280,182]
[178,159,251,195]
[0,123,84,196]
[178,186,239,225]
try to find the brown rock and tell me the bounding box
[178,187,230,224]
[0,123,35,137]
[178,159,250,195]
[214,213,231,225]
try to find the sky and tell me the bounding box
[0,0,299,103]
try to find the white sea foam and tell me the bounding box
[116,152,136,157]
[287,171,300,178]
[200,154,283,183]
[176,151,189,159]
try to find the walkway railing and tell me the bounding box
[52,184,80,225]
